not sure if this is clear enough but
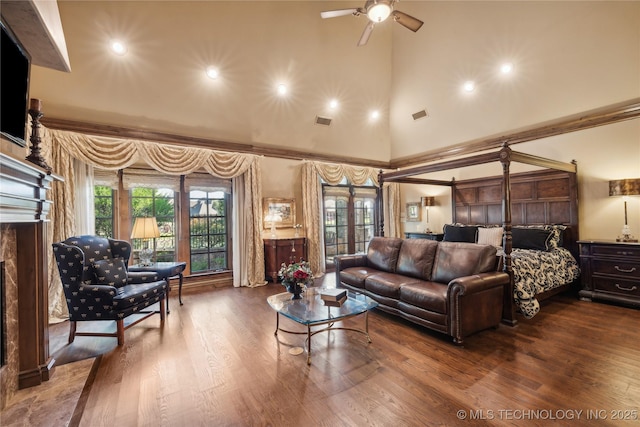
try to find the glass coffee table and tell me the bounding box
[267,288,378,365]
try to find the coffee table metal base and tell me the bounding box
[274,309,372,365]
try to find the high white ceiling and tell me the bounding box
[27,1,640,165]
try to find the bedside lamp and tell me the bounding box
[421,196,435,233]
[131,217,160,266]
[609,178,640,242]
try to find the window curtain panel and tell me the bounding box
[384,182,402,238]
[301,161,383,275]
[39,126,266,322]
[73,158,95,236]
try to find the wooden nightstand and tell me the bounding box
[578,240,640,308]
[404,232,444,241]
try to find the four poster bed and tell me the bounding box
[377,144,580,325]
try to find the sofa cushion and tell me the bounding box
[443,224,478,243]
[399,281,449,314]
[365,272,422,299]
[396,239,438,280]
[431,242,497,284]
[112,280,167,310]
[366,237,403,273]
[339,267,381,289]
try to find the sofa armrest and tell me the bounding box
[447,272,510,296]
[334,254,368,271]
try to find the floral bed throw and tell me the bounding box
[511,247,580,318]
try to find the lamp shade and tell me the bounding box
[609,179,640,197]
[131,217,160,239]
[421,196,435,207]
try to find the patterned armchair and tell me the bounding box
[52,235,168,346]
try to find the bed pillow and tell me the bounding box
[477,227,503,248]
[93,258,128,287]
[511,227,553,251]
[442,224,478,243]
[518,224,566,249]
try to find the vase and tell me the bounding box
[286,282,303,300]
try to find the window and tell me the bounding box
[322,180,376,266]
[130,188,176,262]
[189,190,229,272]
[92,168,232,277]
[94,185,114,238]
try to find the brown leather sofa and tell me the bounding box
[334,237,509,344]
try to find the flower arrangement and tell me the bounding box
[278,258,314,288]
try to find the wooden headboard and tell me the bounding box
[452,168,579,258]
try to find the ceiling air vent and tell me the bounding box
[315,116,332,126]
[412,109,429,121]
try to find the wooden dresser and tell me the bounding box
[578,240,640,308]
[264,237,307,282]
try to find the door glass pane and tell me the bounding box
[323,185,376,266]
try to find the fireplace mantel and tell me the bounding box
[0,149,62,393]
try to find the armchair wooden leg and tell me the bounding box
[116,319,125,346]
[160,297,166,321]
[68,321,76,344]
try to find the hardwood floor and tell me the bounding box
[3,274,640,426]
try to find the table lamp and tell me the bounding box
[131,217,160,265]
[421,196,435,233]
[264,213,282,238]
[609,178,640,242]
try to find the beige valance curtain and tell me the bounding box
[301,161,399,275]
[39,126,265,322]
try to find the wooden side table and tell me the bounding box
[129,261,187,313]
[264,237,307,282]
[405,232,444,241]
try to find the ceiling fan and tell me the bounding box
[320,0,424,46]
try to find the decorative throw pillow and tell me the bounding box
[442,224,478,243]
[93,258,128,287]
[477,227,503,248]
[519,224,566,249]
[511,227,553,251]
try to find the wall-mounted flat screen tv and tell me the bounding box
[1,21,31,147]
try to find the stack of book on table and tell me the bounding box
[320,288,347,307]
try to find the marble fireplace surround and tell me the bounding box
[0,151,60,409]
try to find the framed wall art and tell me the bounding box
[406,202,422,222]
[263,198,295,229]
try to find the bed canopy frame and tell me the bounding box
[376,144,578,325]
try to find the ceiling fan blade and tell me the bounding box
[357,22,375,46]
[320,8,359,19]
[391,10,424,32]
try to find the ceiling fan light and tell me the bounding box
[367,3,391,23]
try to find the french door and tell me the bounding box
[322,184,377,266]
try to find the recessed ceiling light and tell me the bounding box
[206,66,219,79]
[277,84,288,96]
[500,62,514,74]
[463,81,475,92]
[110,40,127,56]
[370,110,380,120]
[329,99,338,109]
